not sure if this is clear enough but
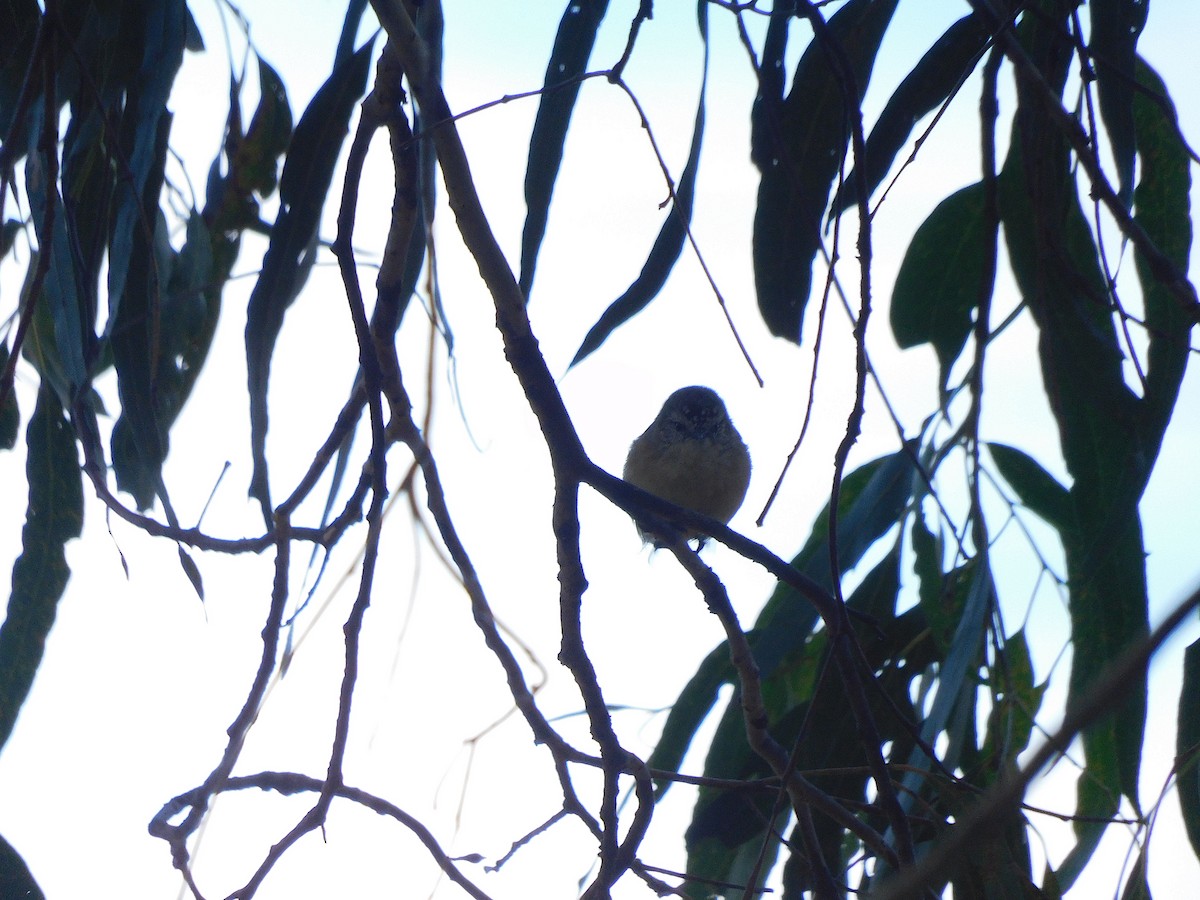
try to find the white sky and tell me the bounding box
[1,1,1199,898]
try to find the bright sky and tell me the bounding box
[1,1,1199,898]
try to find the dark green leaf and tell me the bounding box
[0,832,44,900]
[0,0,39,142]
[748,0,792,170]
[1001,25,1152,876]
[891,182,992,391]
[178,546,204,602]
[237,56,293,198]
[569,2,709,367]
[750,442,917,676]
[0,384,83,752]
[845,539,902,624]
[111,119,174,511]
[905,558,991,779]
[987,442,1072,532]
[246,36,375,519]
[646,638,734,799]
[832,13,991,216]
[685,695,777,840]
[277,39,375,209]
[948,804,1043,900]
[993,24,1152,878]
[1178,639,1200,861]
[0,219,21,260]
[106,0,189,324]
[184,5,205,52]
[752,0,899,341]
[1090,0,1148,207]
[0,343,18,449]
[1119,841,1152,900]
[518,0,610,300]
[980,629,1046,775]
[1133,58,1193,434]
[334,0,372,67]
[911,510,951,652]
[24,150,90,395]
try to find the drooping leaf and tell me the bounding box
[832,12,991,216]
[1118,840,1153,900]
[183,4,204,52]
[236,56,293,198]
[0,0,40,142]
[987,442,1072,532]
[900,557,992,805]
[1000,9,1150,883]
[750,441,917,676]
[105,0,189,325]
[111,118,173,511]
[518,0,610,300]
[0,832,44,900]
[1177,638,1200,861]
[1133,58,1193,433]
[0,219,20,261]
[24,144,90,396]
[911,510,952,653]
[1090,0,1149,208]
[245,36,376,520]
[646,638,735,800]
[947,801,1043,899]
[334,0,371,66]
[891,181,993,391]
[177,546,204,602]
[980,628,1046,777]
[748,0,792,171]
[752,0,899,341]
[0,384,83,752]
[569,1,709,367]
[0,343,18,449]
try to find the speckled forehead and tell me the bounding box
[667,386,723,414]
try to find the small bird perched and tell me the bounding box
[623,386,751,545]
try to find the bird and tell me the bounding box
[622,385,751,545]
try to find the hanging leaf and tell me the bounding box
[979,629,1046,775]
[1133,58,1192,432]
[0,385,83,752]
[645,639,735,800]
[24,149,90,396]
[1178,638,1200,861]
[0,343,18,449]
[1000,11,1152,886]
[752,0,899,341]
[236,56,293,198]
[891,181,992,391]
[0,832,44,900]
[1117,834,1153,900]
[518,0,610,300]
[569,1,709,367]
[0,0,40,142]
[1090,0,1149,208]
[832,12,991,217]
[245,36,376,520]
[987,441,1072,533]
[106,0,190,328]
[111,119,173,511]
